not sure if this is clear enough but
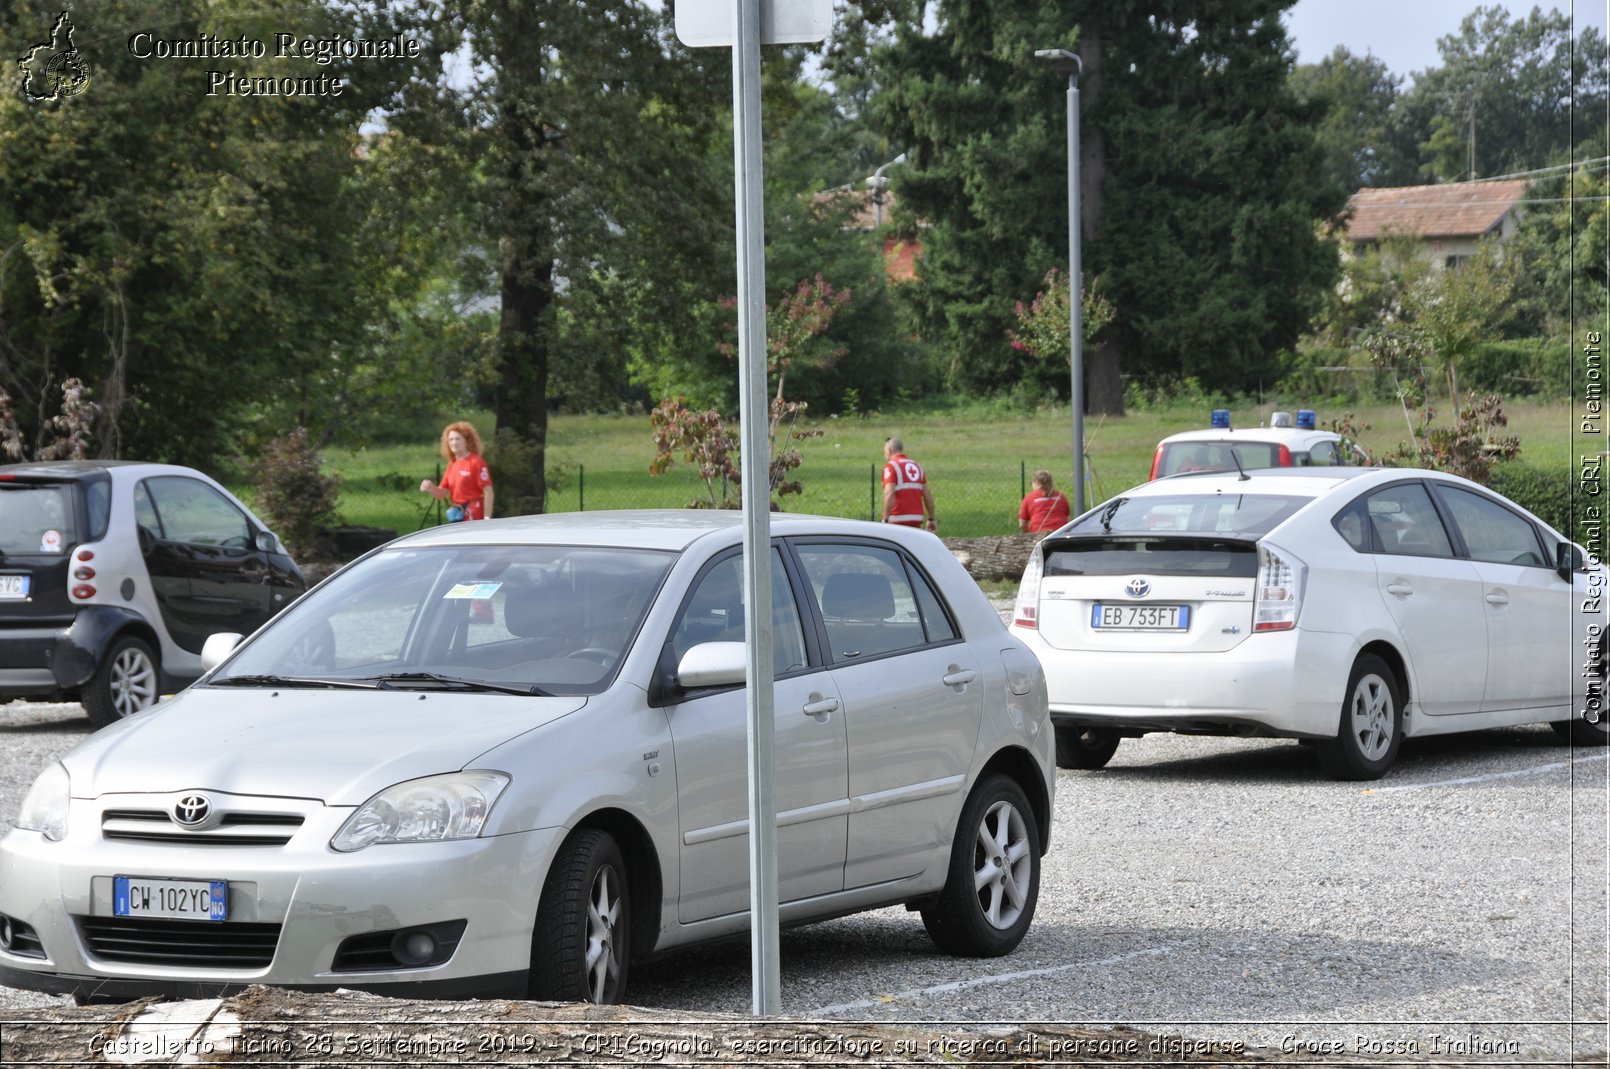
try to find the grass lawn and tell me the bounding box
[298,398,1575,540]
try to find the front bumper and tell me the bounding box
[0,796,564,1002]
[1020,626,1357,738]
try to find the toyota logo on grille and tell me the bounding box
[1124,577,1152,599]
[172,794,211,827]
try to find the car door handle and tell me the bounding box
[1386,580,1413,596]
[802,696,840,717]
[1485,592,1509,606]
[942,669,977,688]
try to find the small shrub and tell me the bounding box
[249,428,342,560]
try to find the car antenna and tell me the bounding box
[1231,449,1250,481]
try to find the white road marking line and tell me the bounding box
[804,943,1189,1016]
[1372,751,1610,793]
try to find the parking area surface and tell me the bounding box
[0,699,1605,1064]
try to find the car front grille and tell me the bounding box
[76,916,280,968]
[101,809,305,846]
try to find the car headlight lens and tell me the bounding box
[331,771,510,852]
[16,763,70,842]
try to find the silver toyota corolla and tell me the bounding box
[1,511,1053,1003]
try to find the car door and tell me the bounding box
[1355,481,1489,717]
[1431,483,1572,713]
[136,476,271,652]
[662,548,849,923]
[792,541,982,889]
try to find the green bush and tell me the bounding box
[248,428,343,560]
[1463,339,1564,397]
[1489,463,1577,543]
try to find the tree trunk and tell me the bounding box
[0,986,1286,1065]
[491,9,552,515]
[1078,21,1125,417]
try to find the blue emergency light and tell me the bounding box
[1296,409,1316,429]
[1209,409,1231,429]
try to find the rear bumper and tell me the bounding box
[1019,626,1356,738]
[0,606,153,699]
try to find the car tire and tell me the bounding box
[1550,716,1610,746]
[921,773,1040,957]
[528,828,630,1004]
[1054,725,1120,770]
[82,635,160,730]
[1318,653,1402,781]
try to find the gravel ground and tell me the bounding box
[1,687,1606,1064]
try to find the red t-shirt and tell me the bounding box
[882,453,928,526]
[441,453,492,520]
[1020,490,1070,533]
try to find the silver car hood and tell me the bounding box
[62,687,589,804]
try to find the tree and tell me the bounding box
[871,0,1346,410]
[1289,47,1410,192]
[1392,6,1606,183]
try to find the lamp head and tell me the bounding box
[1034,48,1081,79]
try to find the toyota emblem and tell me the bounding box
[1124,577,1152,599]
[172,794,211,827]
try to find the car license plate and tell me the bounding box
[0,575,28,600]
[113,877,227,922]
[1091,603,1189,631]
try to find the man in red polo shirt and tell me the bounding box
[881,436,936,531]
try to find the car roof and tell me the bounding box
[0,459,210,480]
[390,509,925,554]
[1156,427,1341,448]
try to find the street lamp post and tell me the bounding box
[1034,48,1084,516]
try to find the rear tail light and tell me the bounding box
[1253,544,1305,632]
[1148,446,1164,480]
[74,567,95,580]
[71,584,96,600]
[1012,546,1044,629]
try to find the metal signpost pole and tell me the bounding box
[729,0,780,1016]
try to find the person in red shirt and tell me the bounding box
[881,436,936,531]
[1019,469,1070,534]
[419,421,495,521]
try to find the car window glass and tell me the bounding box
[1160,442,1280,476]
[671,550,807,675]
[0,483,76,554]
[1436,486,1547,567]
[133,482,162,538]
[1331,502,1371,552]
[83,476,112,540]
[1308,441,1338,467]
[908,563,958,642]
[1363,484,1454,558]
[143,477,249,547]
[1068,494,1312,537]
[796,544,934,662]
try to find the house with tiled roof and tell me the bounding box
[1338,179,1530,268]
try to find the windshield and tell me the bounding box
[0,482,78,555]
[1067,493,1313,538]
[211,544,675,696]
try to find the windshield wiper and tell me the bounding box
[208,674,377,690]
[371,672,551,697]
[1100,497,1128,532]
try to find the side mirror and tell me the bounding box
[1558,541,1586,580]
[201,632,245,672]
[255,531,280,553]
[676,642,747,689]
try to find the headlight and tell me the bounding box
[16,763,70,842]
[331,771,510,852]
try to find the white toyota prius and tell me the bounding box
[1010,467,1605,779]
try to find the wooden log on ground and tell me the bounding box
[943,533,1041,583]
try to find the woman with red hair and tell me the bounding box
[419,421,495,521]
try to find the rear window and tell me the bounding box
[1066,493,1313,538]
[0,482,79,554]
[1156,441,1282,476]
[1044,538,1259,578]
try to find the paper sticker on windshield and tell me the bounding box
[444,581,502,600]
[40,530,62,553]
